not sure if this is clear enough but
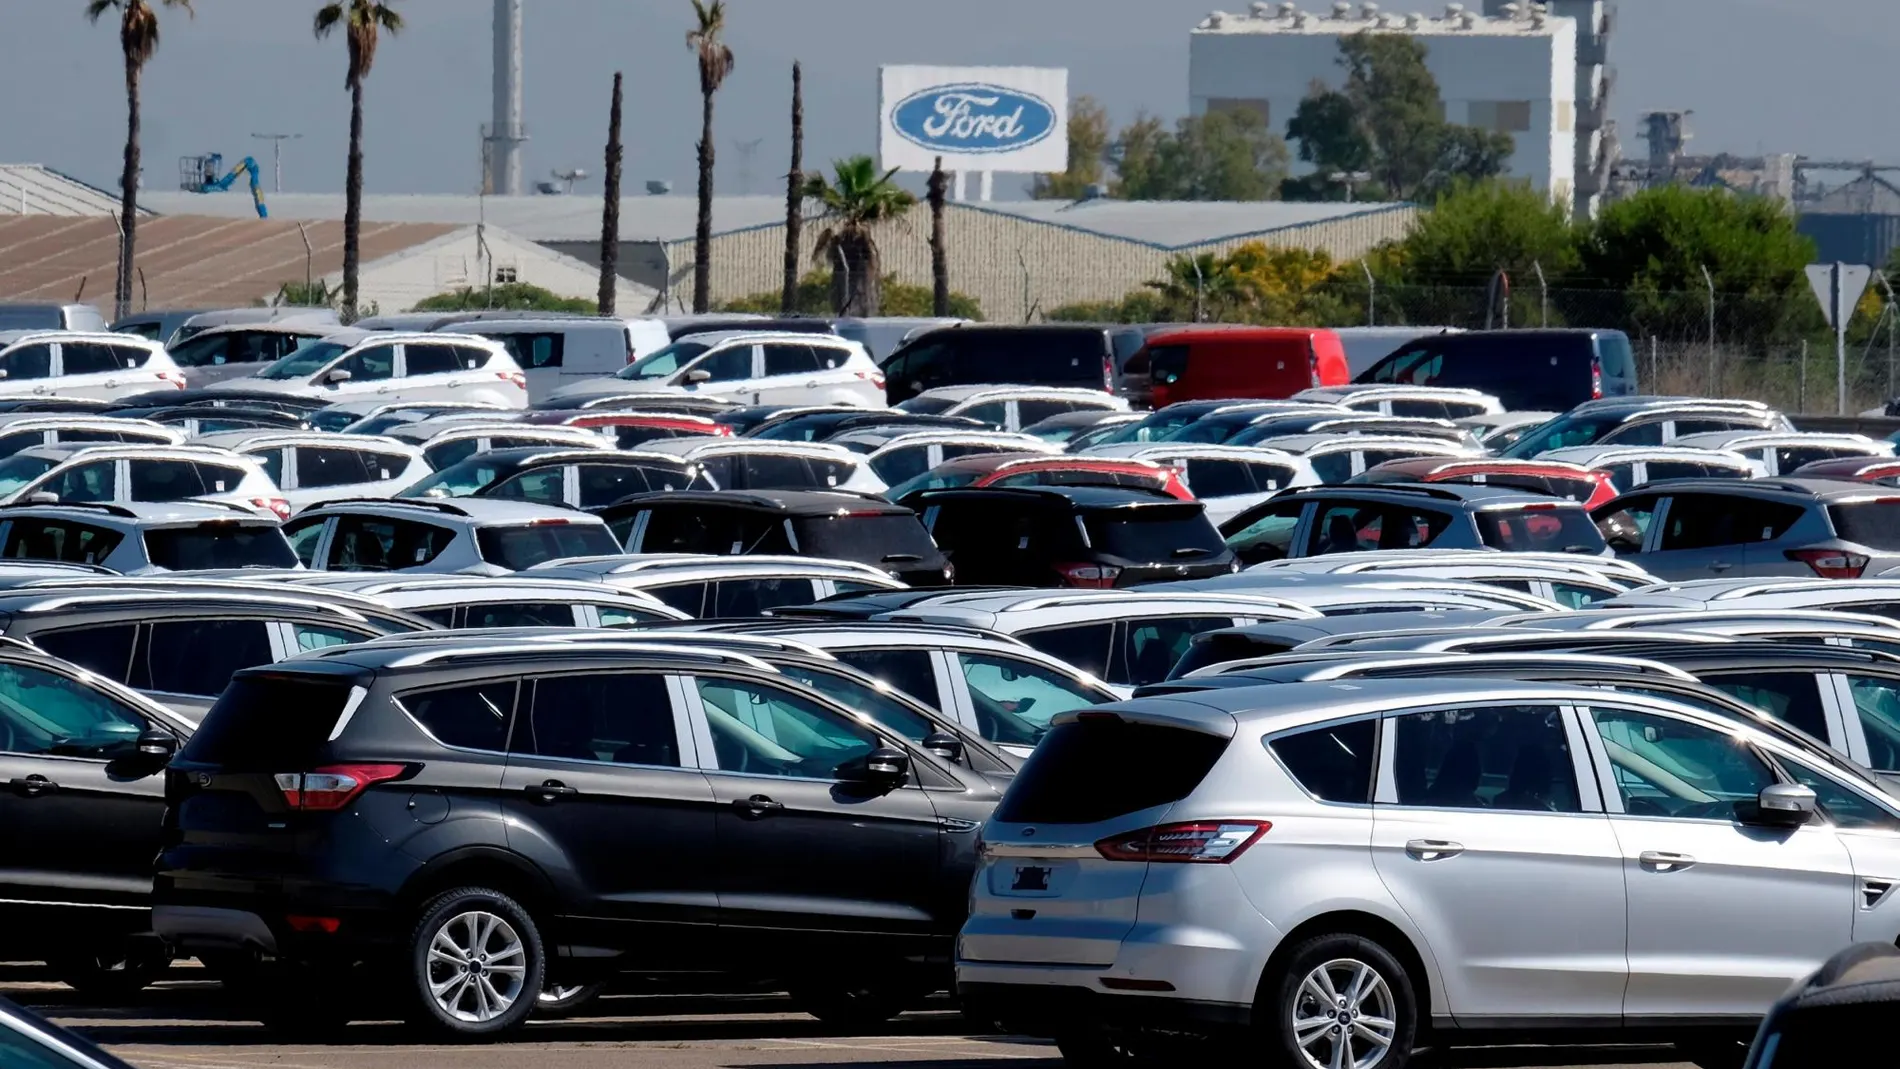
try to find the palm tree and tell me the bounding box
[599,71,624,315]
[780,61,803,314]
[686,0,734,313]
[927,156,949,317]
[86,0,193,322]
[804,156,916,316]
[313,0,403,322]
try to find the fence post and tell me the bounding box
[1648,335,1657,388]
[1701,265,1717,394]
[1798,339,1807,413]
[1532,260,1548,327]
[1191,257,1206,323]
[1361,262,1376,326]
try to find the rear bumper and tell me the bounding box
[958,980,1252,1037]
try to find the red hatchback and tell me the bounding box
[523,410,731,448]
[888,452,1193,505]
[1352,457,1620,510]
[1792,457,1900,485]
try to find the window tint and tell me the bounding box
[1551,580,1615,609]
[465,602,575,628]
[958,652,1101,748]
[793,513,934,561]
[1603,420,1664,446]
[1596,493,1658,553]
[399,680,517,752]
[194,463,249,495]
[30,624,137,683]
[284,517,327,566]
[997,719,1228,824]
[46,460,115,503]
[0,660,148,758]
[575,462,696,507]
[692,345,753,383]
[335,344,396,382]
[0,519,122,565]
[1224,501,1304,563]
[777,664,938,744]
[1588,707,1775,820]
[488,468,565,505]
[1020,623,1115,679]
[402,345,462,376]
[59,342,132,375]
[1707,672,1829,741]
[710,577,817,617]
[1475,506,1607,554]
[1672,418,1759,436]
[517,674,677,766]
[1830,500,1900,552]
[646,582,707,616]
[762,343,823,376]
[127,459,207,501]
[595,604,667,627]
[1310,452,1354,484]
[296,447,375,489]
[0,344,53,380]
[695,676,877,779]
[1846,674,1900,773]
[1271,719,1376,803]
[1121,616,1235,687]
[290,623,367,652]
[1183,458,1259,498]
[1388,398,1451,419]
[1778,758,1900,831]
[0,433,41,459]
[249,447,286,487]
[739,453,830,490]
[1085,506,1224,561]
[958,401,1011,428]
[475,523,621,571]
[144,525,298,570]
[1392,705,1580,812]
[184,674,355,768]
[138,619,275,696]
[1310,502,1453,554]
[833,648,940,706]
[486,332,563,370]
[1659,494,1801,550]
[868,445,931,486]
[329,515,456,571]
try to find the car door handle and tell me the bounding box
[1639,850,1696,872]
[10,775,57,797]
[804,380,820,388]
[1405,839,1463,861]
[1709,561,1733,573]
[733,794,783,819]
[523,780,577,804]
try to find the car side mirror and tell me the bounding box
[844,746,911,788]
[921,731,965,764]
[24,491,57,505]
[1743,783,1817,829]
[137,729,179,759]
[324,368,353,385]
[682,368,712,385]
[0,369,9,380]
[109,729,178,777]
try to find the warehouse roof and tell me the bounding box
[1194,4,1569,36]
[0,165,147,217]
[1805,174,1900,217]
[962,198,1414,249]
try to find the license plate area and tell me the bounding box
[989,859,1077,897]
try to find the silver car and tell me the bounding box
[1594,477,1900,581]
[959,678,1900,1065]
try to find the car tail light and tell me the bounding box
[1102,352,1115,393]
[1055,562,1121,588]
[528,517,572,526]
[1590,354,1604,399]
[499,371,527,391]
[855,369,889,390]
[250,496,291,520]
[157,370,186,389]
[1095,821,1270,863]
[1786,548,1869,579]
[1309,344,1322,388]
[626,349,639,365]
[273,764,407,811]
[285,915,342,934]
[711,424,734,436]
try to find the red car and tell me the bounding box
[889,452,1193,504]
[1792,456,1900,484]
[523,410,731,449]
[1353,457,1619,510]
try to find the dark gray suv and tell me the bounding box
[1591,477,1900,581]
[1221,483,1609,567]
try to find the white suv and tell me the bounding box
[204,330,528,408]
[542,330,883,408]
[0,331,185,400]
[960,678,1900,1065]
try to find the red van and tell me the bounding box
[1122,327,1350,408]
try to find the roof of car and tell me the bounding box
[1242,433,1475,456]
[1793,457,1900,478]
[593,489,909,516]
[1300,384,1502,402]
[1088,443,1307,465]
[1563,397,1782,421]
[909,384,1127,403]
[840,427,1052,450]
[0,330,164,349]
[525,553,902,584]
[1604,476,1900,502]
[632,437,862,461]
[878,587,1319,620]
[1363,457,1597,478]
[1670,430,1890,452]
[0,500,277,526]
[1275,480,1563,506]
[394,423,604,447]
[176,321,340,340]
[669,329,858,348]
[0,413,182,436]
[298,497,612,525]
[1538,445,1761,468]
[191,429,420,454]
[1455,411,1559,429]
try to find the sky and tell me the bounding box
[7,0,1897,200]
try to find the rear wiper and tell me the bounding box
[881,553,923,563]
[1561,544,1596,554]
[1171,547,1206,558]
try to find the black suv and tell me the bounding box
[1355,328,1639,411]
[598,489,952,586]
[153,634,1004,1037]
[913,486,1234,587]
[879,325,1121,403]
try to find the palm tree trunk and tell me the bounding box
[928,156,949,317]
[343,77,366,322]
[835,232,879,317]
[115,53,141,320]
[781,62,803,314]
[599,72,624,316]
[693,88,715,313]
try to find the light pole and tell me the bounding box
[1327,170,1372,203]
[251,132,303,193]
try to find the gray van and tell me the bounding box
[171,307,340,345]
[111,309,209,345]
[454,316,658,404]
[0,304,109,333]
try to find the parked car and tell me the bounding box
[1230,416,1476,450]
[1083,444,1319,524]
[1356,327,1640,410]
[1670,430,1894,476]
[829,316,969,361]
[880,324,1122,404]
[521,409,730,448]
[1592,478,1900,581]
[451,316,657,403]
[915,486,1236,588]
[154,633,1006,1036]
[0,303,110,332]
[747,408,987,443]
[629,437,888,494]
[1159,571,1566,615]
[1602,576,1900,620]
[0,414,183,459]
[1352,456,1620,509]
[544,330,883,409]
[1220,483,1609,566]
[1533,444,1762,495]
[0,443,287,517]
[1294,384,1504,419]
[887,452,1194,505]
[959,678,1895,1064]
[0,500,298,572]
[110,308,208,344]
[844,430,1056,488]
[163,323,338,388]
[1263,556,1631,608]
[1230,433,1480,484]
[600,490,952,586]
[305,399,512,434]
[204,330,529,409]
[0,331,185,400]
[1331,325,1462,377]
[121,404,308,436]
[1743,943,1900,1068]
[285,573,689,628]
[381,418,608,471]
[191,431,427,511]
[1457,410,1561,451]
[894,385,1130,432]
[400,447,713,507]
[1791,456,1900,484]
[1022,410,1144,446]
[169,307,340,344]
[529,554,906,616]
[1121,326,1349,407]
[280,498,623,575]
[1248,546,1656,588]
[1504,398,1789,459]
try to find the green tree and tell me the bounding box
[685,0,734,313]
[314,0,403,322]
[721,271,982,320]
[1113,109,1289,201]
[411,282,596,314]
[803,156,916,315]
[88,0,193,321]
[1032,96,1112,200]
[1106,114,1166,198]
[1398,179,1578,285]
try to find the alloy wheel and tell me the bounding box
[425,910,529,1023]
[1289,957,1398,1069]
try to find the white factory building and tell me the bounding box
[1190,1,1613,217]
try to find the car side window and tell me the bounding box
[194,463,249,494]
[762,343,823,376]
[710,577,816,616]
[136,620,275,697]
[290,623,369,652]
[1705,672,1830,741]
[0,519,122,565]
[1224,500,1304,563]
[518,674,679,767]
[1388,398,1452,419]
[46,460,115,503]
[29,624,138,683]
[869,446,931,486]
[689,346,753,383]
[1657,493,1753,551]
[336,345,396,382]
[1392,704,1581,812]
[1550,581,1614,609]
[1309,452,1354,484]
[489,333,561,369]
[1777,757,1900,831]
[1845,675,1900,773]
[738,453,822,490]
[957,652,1099,746]
[1603,420,1665,446]
[646,581,707,616]
[1586,706,1776,820]
[0,660,149,758]
[329,515,456,571]
[1183,458,1258,498]
[127,459,207,501]
[283,517,328,566]
[1120,617,1235,687]
[1596,493,1658,553]
[1309,503,1449,554]
[59,342,129,375]
[401,345,461,377]
[0,344,53,380]
[1270,718,1376,803]
[488,468,565,505]
[958,401,1011,428]
[295,448,376,489]
[1018,623,1115,680]
[465,602,575,628]
[397,680,518,752]
[832,648,941,707]
[249,447,287,487]
[694,676,878,780]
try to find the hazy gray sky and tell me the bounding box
[8,0,1895,199]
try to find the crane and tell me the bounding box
[178,153,268,218]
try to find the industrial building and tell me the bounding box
[1189,1,1612,217]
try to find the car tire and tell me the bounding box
[788,981,918,1028]
[48,950,169,1001]
[533,980,606,1019]
[403,887,544,1039]
[1262,933,1417,1069]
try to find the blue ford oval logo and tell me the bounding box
[891,83,1057,155]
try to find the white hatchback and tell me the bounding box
[0,444,287,518]
[543,330,883,409]
[191,430,431,512]
[0,331,185,400]
[205,330,528,409]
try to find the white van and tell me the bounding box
[455,317,668,403]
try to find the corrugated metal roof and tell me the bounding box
[1806,174,1900,217]
[0,165,146,217]
[139,191,791,242]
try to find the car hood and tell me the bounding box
[200,377,314,397]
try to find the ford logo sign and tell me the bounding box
[891,83,1057,155]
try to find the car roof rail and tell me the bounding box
[303,497,473,518]
[380,639,777,672]
[0,500,138,518]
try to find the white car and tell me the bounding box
[629,437,887,494]
[0,331,185,400]
[204,330,528,409]
[0,443,287,518]
[1538,444,1764,495]
[831,429,1057,488]
[380,418,609,472]
[542,330,883,408]
[1237,433,1481,484]
[281,498,625,575]
[191,430,431,511]
[894,385,1130,432]
[1669,430,1894,476]
[1294,384,1505,419]
[0,414,184,458]
[1085,443,1320,525]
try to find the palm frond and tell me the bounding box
[84,0,120,23]
[313,2,344,37]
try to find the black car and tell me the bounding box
[1743,942,1900,1067]
[913,485,1235,587]
[880,325,1120,403]
[154,634,1004,1037]
[598,489,952,586]
[112,405,310,434]
[400,446,714,508]
[1355,328,1639,411]
[0,636,194,997]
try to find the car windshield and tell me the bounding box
[1475,506,1609,553]
[475,522,622,570]
[887,468,984,499]
[0,454,58,497]
[1085,506,1225,561]
[144,524,300,570]
[1502,416,1616,458]
[616,341,709,381]
[794,513,939,561]
[400,458,512,498]
[895,396,958,415]
[255,340,352,381]
[774,663,938,743]
[1830,500,1900,551]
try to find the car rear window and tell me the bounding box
[794,513,938,561]
[1450,472,1598,503]
[996,717,1230,824]
[1270,719,1376,803]
[144,524,299,570]
[1475,506,1607,554]
[476,522,622,571]
[183,674,356,768]
[1830,500,1900,550]
[1084,506,1224,561]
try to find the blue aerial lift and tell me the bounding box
[178,153,268,218]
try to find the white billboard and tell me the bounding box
[879,65,1069,173]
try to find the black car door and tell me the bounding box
[686,673,944,961]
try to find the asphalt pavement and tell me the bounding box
[4,967,1698,1069]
